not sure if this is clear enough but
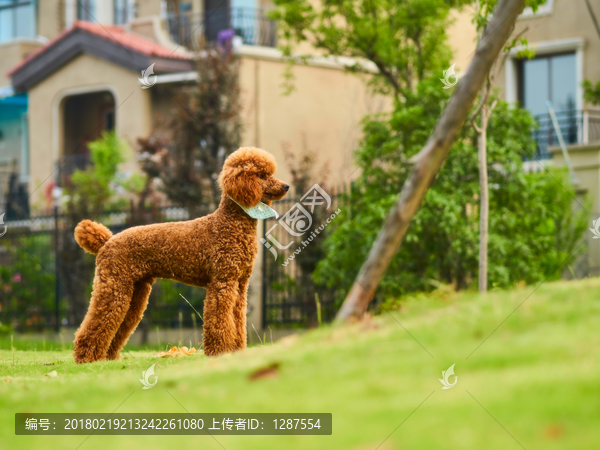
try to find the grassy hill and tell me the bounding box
[1,277,599,449]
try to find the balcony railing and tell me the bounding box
[164,7,277,51]
[530,109,600,160]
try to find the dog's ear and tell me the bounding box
[219,166,262,208]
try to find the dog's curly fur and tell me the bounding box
[72,147,289,363]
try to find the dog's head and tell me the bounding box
[219,147,289,208]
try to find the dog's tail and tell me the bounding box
[74,220,113,255]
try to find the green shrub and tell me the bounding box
[314,80,589,302]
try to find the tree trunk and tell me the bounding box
[474,81,497,292]
[478,103,489,292]
[336,0,525,322]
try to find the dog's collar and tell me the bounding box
[230,198,279,220]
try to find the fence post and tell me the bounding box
[583,109,589,144]
[54,204,60,333]
[261,217,267,329]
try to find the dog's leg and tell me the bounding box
[106,277,155,361]
[233,276,250,351]
[202,280,239,356]
[73,269,134,364]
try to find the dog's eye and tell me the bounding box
[258,174,267,180]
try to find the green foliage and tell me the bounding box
[472,0,546,30]
[270,0,465,96]
[314,83,589,300]
[66,131,127,213]
[582,79,600,106]
[0,236,55,331]
[273,0,580,302]
[271,0,548,96]
[504,36,535,60]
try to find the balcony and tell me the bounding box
[530,109,600,160]
[164,7,277,51]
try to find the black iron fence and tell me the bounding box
[164,7,277,51]
[261,187,343,328]
[531,109,600,160]
[0,205,205,338]
[0,190,346,336]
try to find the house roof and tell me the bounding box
[9,21,193,92]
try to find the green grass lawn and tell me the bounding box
[1,277,599,449]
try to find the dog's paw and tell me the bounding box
[74,340,107,364]
[106,349,122,361]
[202,347,222,357]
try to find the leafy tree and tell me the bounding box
[314,82,588,301]
[271,0,586,304]
[470,0,542,292]
[270,0,466,96]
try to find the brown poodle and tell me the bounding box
[72,147,289,363]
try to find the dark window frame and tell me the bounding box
[113,0,136,25]
[516,50,577,109]
[77,0,95,21]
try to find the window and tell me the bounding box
[519,52,580,158]
[519,53,577,115]
[114,0,136,25]
[0,0,36,43]
[77,0,95,21]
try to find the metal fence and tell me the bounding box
[164,7,277,51]
[0,205,206,337]
[531,109,600,160]
[0,191,345,335]
[261,188,342,328]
